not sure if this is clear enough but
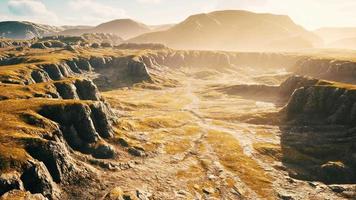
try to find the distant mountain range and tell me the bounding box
[59,19,155,39]
[313,27,356,49]
[129,10,322,51]
[0,19,172,40]
[3,10,356,51]
[0,21,62,39]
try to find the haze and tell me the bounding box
[1,0,356,29]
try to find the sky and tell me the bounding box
[0,0,356,30]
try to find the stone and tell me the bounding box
[202,187,215,194]
[65,45,77,52]
[319,161,353,184]
[91,43,100,48]
[0,190,47,200]
[92,144,116,159]
[128,146,145,157]
[0,172,24,196]
[20,161,60,199]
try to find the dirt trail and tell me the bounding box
[101,69,345,200]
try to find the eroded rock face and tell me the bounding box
[77,59,93,71]
[20,161,60,199]
[42,64,64,81]
[54,82,79,100]
[285,85,356,125]
[74,79,101,101]
[31,70,51,83]
[279,75,322,97]
[39,103,100,143]
[291,57,356,84]
[38,102,116,156]
[281,77,356,184]
[25,139,77,184]
[90,102,115,138]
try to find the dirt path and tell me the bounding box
[101,69,345,200]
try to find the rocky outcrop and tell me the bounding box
[0,172,24,196]
[284,85,356,125]
[54,82,79,100]
[280,77,356,184]
[290,57,356,84]
[74,79,101,101]
[31,42,47,49]
[278,75,329,97]
[54,79,102,101]
[0,57,26,66]
[20,161,60,199]
[38,102,116,157]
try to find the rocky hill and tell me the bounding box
[58,19,152,40]
[130,10,321,51]
[0,21,62,39]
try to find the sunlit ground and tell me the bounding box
[101,66,342,199]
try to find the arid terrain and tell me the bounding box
[0,37,355,199]
[0,6,356,200]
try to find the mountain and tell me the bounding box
[58,19,152,39]
[314,27,356,44]
[326,37,356,49]
[148,24,175,31]
[0,21,63,39]
[129,10,321,51]
[61,25,93,30]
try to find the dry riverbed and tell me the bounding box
[100,68,346,200]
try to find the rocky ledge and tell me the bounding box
[279,76,356,184]
[0,100,117,199]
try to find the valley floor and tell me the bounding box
[99,68,346,199]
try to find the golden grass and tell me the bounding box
[0,99,95,172]
[253,142,282,162]
[206,130,276,199]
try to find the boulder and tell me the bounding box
[0,190,47,200]
[20,161,60,199]
[319,161,354,184]
[0,172,24,196]
[92,144,115,159]
[91,43,100,48]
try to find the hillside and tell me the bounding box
[314,27,356,44]
[58,19,151,39]
[0,21,62,39]
[129,10,321,51]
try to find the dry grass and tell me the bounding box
[206,130,276,199]
[253,142,282,162]
[0,99,94,172]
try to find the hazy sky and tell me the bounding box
[0,0,355,30]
